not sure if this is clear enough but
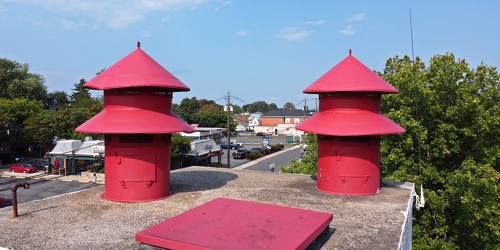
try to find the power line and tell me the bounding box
[212,95,226,102]
[230,95,248,104]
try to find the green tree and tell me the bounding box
[280,133,317,174]
[24,109,58,153]
[170,133,192,156]
[174,97,234,129]
[232,104,243,114]
[7,75,47,101]
[0,58,48,102]
[193,104,227,128]
[0,98,44,155]
[65,78,104,140]
[177,97,201,124]
[380,53,500,249]
[0,59,30,98]
[283,102,296,110]
[242,104,249,113]
[46,91,70,110]
[71,79,92,106]
[247,101,269,113]
[268,103,278,110]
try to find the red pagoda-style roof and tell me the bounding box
[76,109,194,134]
[303,50,398,94]
[84,42,190,91]
[296,109,405,136]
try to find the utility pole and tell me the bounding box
[226,92,231,168]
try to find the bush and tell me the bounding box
[90,163,104,173]
[210,162,223,168]
[270,144,282,152]
[247,151,261,160]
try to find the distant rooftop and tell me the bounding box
[261,109,310,117]
[49,139,104,157]
[0,167,413,249]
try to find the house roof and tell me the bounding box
[248,111,262,116]
[261,109,309,118]
[49,140,83,155]
[49,140,105,157]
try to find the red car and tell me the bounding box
[9,163,37,173]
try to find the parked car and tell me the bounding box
[0,196,9,208]
[255,132,264,136]
[9,163,37,173]
[219,141,240,150]
[230,140,244,147]
[232,149,250,159]
[31,160,49,170]
[249,147,263,153]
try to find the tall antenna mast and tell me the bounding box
[409,9,422,178]
[227,91,231,168]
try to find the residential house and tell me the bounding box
[255,109,310,136]
[247,112,263,130]
[234,113,250,126]
[235,124,246,133]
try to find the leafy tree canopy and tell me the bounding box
[0,58,106,155]
[0,58,47,102]
[71,79,92,106]
[268,103,278,110]
[45,91,70,110]
[174,97,234,129]
[171,133,192,156]
[247,101,269,113]
[283,102,296,110]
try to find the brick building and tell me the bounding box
[260,109,309,126]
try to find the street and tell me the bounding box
[218,135,303,169]
[0,173,98,207]
[238,145,303,172]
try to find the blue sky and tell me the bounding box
[1,1,499,109]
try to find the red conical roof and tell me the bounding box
[84,43,189,91]
[303,51,398,94]
[295,109,405,136]
[75,109,194,134]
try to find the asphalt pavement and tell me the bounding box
[220,135,302,168]
[0,167,101,208]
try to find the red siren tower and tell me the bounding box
[76,42,194,202]
[296,50,405,195]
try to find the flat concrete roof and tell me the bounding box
[0,167,413,249]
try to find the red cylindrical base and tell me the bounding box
[102,134,172,202]
[316,135,381,196]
